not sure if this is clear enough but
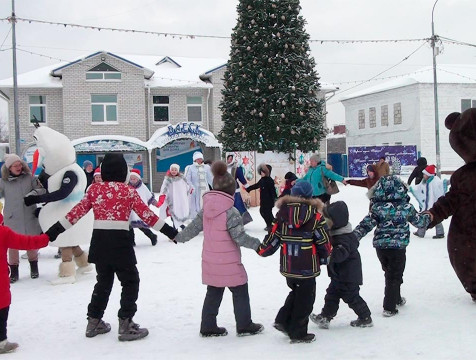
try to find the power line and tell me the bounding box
[0,26,11,49]
[439,36,476,48]
[1,16,432,44]
[333,41,428,96]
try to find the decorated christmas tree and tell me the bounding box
[218,0,326,154]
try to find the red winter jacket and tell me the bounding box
[0,226,49,309]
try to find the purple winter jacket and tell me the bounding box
[174,190,260,288]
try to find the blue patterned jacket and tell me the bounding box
[353,175,430,249]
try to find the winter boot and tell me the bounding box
[350,316,373,328]
[236,322,264,336]
[9,265,19,284]
[29,261,39,279]
[50,261,76,285]
[200,327,228,337]
[397,297,407,307]
[273,322,287,335]
[290,333,316,344]
[86,317,111,338]
[54,248,62,259]
[310,313,331,329]
[74,252,93,275]
[382,309,399,317]
[0,339,19,354]
[118,318,149,341]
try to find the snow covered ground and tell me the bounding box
[7,179,476,359]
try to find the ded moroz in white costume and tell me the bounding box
[26,126,93,284]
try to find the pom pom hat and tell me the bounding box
[211,161,235,196]
[193,151,204,162]
[93,167,101,177]
[291,181,313,198]
[422,164,436,177]
[4,154,22,169]
[100,153,128,183]
[130,168,141,179]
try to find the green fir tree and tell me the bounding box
[218,0,326,154]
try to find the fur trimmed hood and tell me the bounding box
[1,160,31,181]
[275,195,324,212]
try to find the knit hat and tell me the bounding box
[100,153,128,182]
[366,164,376,173]
[284,171,298,181]
[193,151,204,162]
[323,201,349,229]
[83,160,93,169]
[422,164,436,177]
[310,154,321,163]
[93,167,101,177]
[170,164,180,172]
[291,181,313,198]
[130,168,141,179]
[211,161,235,196]
[4,154,22,169]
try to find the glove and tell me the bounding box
[24,195,41,207]
[45,221,66,242]
[160,223,178,243]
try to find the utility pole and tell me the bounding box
[431,0,441,177]
[11,0,21,155]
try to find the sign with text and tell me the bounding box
[348,145,417,177]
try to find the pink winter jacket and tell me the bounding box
[175,190,260,288]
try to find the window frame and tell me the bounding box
[393,102,402,125]
[358,109,365,129]
[29,95,47,125]
[153,96,170,122]
[186,96,203,122]
[369,107,376,128]
[91,94,118,124]
[86,71,122,81]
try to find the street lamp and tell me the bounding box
[431,0,441,177]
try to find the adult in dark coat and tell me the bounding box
[246,164,276,230]
[407,157,427,185]
[427,109,476,301]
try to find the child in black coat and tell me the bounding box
[246,164,276,230]
[310,201,373,329]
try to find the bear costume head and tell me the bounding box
[445,108,476,164]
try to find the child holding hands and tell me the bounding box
[174,161,263,337]
[257,181,330,343]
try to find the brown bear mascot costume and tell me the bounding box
[427,108,476,301]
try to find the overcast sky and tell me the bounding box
[1,0,475,126]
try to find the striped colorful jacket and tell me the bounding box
[258,196,331,279]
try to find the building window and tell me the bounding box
[91,95,117,123]
[381,105,388,126]
[461,99,476,112]
[358,109,365,129]
[187,96,202,122]
[153,96,170,122]
[369,107,376,128]
[29,96,47,123]
[393,103,402,125]
[86,62,121,81]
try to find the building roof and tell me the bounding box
[340,64,476,101]
[0,51,339,91]
[0,51,227,89]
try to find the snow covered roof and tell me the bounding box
[71,135,148,153]
[340,64,476,101]
[0,51,227,90]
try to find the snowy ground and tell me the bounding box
[7,179,476,360]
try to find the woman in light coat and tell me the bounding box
[0,154,43,283]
